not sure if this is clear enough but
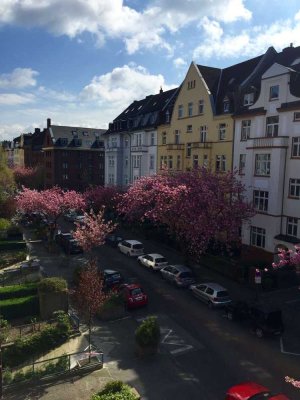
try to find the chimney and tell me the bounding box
[34,128,40,134]
[47,118,51,128]
[159,86,163,94]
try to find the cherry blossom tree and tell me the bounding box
[13,166,43,189]
[72,261,109,361]
[72,208,116,254]
[272,245,300,269]
[118,168,254,258]
[84,185,121,214]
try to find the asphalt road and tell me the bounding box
[91,238,300,400]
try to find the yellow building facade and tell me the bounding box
[157,62,234,173]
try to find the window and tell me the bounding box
[166,111,170,123]
[243,93,254,106]
[292,137,300,157]
[132,155,141,168]
[149,155,154,169]
[124,175,129,185]
[294,111,300,121]
[133,175,140,182]
[160,155,167,169]
[289,178,300,198]
[253,190,269,212]
[200,126,207,142]
[135,133,142,146]
[188,102,193,117]
[187,80,196,89]
[108,174,115,184]
[193,155,199,168]
[168,155,173,169]
[255,154,271,176]
[251,226,266,248]
[162,131,167,145]
[186,143,192,157]
[62,174,68,180]
[266,116,279,137]
[124,137,129,147]
[187,125,192,133]
[124,157,128,167]
[216,155,226,172]
[111,137,117,147]
[108,156,115,167]
[174,130,180,144]
[223,99,230,113]
[150,132,155,146]
[62,162,68,169]
[203,154,208,167]
[198,100,204,114]
[219,123,226,140]
[239,154,246,174]
[269,85,279,100]
[176,155,181,170]
[287,217,298,237]
[241,120,251,140]
[178,105,184,118]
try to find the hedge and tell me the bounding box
[0,283,38,300]
[0,295,39,320]
[0,240,27,252]
[91,381,139,400]
[38,277,67,293]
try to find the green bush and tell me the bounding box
[0,240,27,252]
[0,295,39,320]
[135,316,160,348]
[92,381,138,400]
[100,293,124,311]
[3,369,13,385]
[3,313,71,367]
[0,282,37,300]
[38,277,67,293]
[0,250,27,268]
[0,218,11,231]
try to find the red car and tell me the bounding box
[226,382,290,400]
[119,283,148,309]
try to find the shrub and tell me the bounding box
[3,369,13,385]
[135,316,160,348]
[92,381,139,400]
[100,293,123,311]
[38,277,67,293]
[0,295,39,320]
[0,218,11,231]
[0,282,37,300]
[0,250,27,268]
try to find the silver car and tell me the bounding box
[160,264,196,288]
[137,253,168,271]
[190,282,231,308]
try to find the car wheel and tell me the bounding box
[227,311,233,321]
[255,328,264,338]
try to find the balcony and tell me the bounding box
[131,145,148,152]
[167,144,184,150]
[246,136,289,149]
[191,142,212,149]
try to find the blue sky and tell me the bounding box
[1,0,300,140]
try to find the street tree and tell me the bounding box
[84,185,121,214]
[0,148,16,218]
[72,208,116,254]
[72,261,109,361]
[118,168,254,258]
[13,165,44,189]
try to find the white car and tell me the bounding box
[118,240,144,257]
[137,253,168,271]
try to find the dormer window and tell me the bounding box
[223,97,230,113]
[244,93,254,106]
[61,138,68,146]
[269,85,279,101]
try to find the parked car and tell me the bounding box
[101,269,124,291]
[190,282,232,308]
[118,283,148,309]
[225,301,284,338]
[118,240,144,257]
[160,264,196,288]
[55,232,72,246]
[225,382,290,399]
[64,210,78,222]
[63,238,83,255]
[73,215,85,224]
[105,234,124,247]
[137,253,168,271]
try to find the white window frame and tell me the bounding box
[149,154,154,170]
[188,102,193,117]
[289,178,300,198]
[186,143,192,157]
[292,137,300,157]
[174,130,180,144]
[111,137,117,147]
[293,111,300,121]
[266,116,279,137]
[255,154,271,176]
[250,226,266,248]
[253,190,269,212]
[198,100,204,114]
[187,125,192,133]
[239,154,246,174]
[203,154,208,167]
[178,105,183,119]
[150,132,155,146]
[241,120,251,141]
[193,154,199,168]
[168,155,173,169]
[200,126,207,143]
[176,155,181,170]
[162,132,167,145]
[286,217,298,237]
[219,123,226,141]
[269,85,279,100]
[243,93,254,106]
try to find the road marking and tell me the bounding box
[161,327,195,356]
[280,337,300,356]
[170,345,194,355]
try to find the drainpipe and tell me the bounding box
[280,145,288,234]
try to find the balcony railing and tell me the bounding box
[246,136,289,149]
[131,145,148,152]
[191,141,212,149]
[167,144,184,150]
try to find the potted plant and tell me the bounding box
[135,316,160,357]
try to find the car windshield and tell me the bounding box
[130,288,143,296]
[179,272,192,279]
[217,290,229,298]
[133,244,143,249]
[156,257,167,263]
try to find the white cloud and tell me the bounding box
[81,64,175,105]
[0,93,35,105]
[0,0,251,54]
[173,57,187,68]
[0,68,38,89]
[193,14,300,61]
